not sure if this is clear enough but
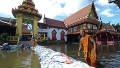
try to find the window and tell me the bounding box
[79,25,83,29]
[68,28,71,32]
[45,33,47,37]
[70,28,72,32]
[83,24,86,29]
[74,26,78,31]
[87,24,92,29]
[93,25,97,29]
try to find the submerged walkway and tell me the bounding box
[33,45,94,68]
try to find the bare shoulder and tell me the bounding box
[89,36,95,42]
[80,37,83,41]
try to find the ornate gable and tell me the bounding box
[88,1,98,19]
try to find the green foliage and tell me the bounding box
[41,39,47,43]
[39,38,48,43]
[112,24,120,33]
[0,33,8,44]
[56,40,61,42]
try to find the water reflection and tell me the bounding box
[0,44,120,68]
[0,49,40,68]
[45,44,120,68]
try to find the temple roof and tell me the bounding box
[12,0,42,19]
[64,2,98,26]
[0,17,16,23]
[0,17,16,27]
[0,17,67,29]
[38,23,47,29]
[44,18,66,29]
[101,23,116,32]
[67,18,101,28]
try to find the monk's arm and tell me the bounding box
[90,37,96,57]
[78,39,82,56]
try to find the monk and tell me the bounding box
[78,30,97,67]
[33,39,37,47]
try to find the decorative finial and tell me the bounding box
[9,17,12,24]
[92,0,94,3]
[28,0,32,1]
[44,14,45,18]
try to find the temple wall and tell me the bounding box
[38,27,67,42]
[47,27,67,42]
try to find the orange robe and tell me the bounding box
[81,34,96,67]
[33,40,37,47]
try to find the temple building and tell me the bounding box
[38,17,67,42]
[64,1,101,42]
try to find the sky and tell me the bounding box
[0,0,120,24]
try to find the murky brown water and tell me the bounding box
[0,44,120,68]
[0,49,40,68]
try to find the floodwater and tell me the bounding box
[0,49,40,68]
[0,44,120,68]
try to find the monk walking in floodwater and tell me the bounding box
[78,30,97,67]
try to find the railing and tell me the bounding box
[67,29,98,34]
[96,41,115,46]
[7,36,18,41]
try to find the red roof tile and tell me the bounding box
[38,23,47,29]
[64,4,91,24]
[102,23,116,31]
[64,2,98,26]
[67,18,101,27]
[0,17,16,23]
[45,18,66,29]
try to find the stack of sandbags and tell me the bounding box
[33,45,94,68]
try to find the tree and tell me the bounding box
[0,33,8,44]
[112,24,120,33]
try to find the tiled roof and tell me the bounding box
[0,17,16,27]
[67,18,101,28]
[45,17,66,29]
[64,2,98,26]
[101,23,116,31]
[38,23,47,29]
[64,4,91,24]
[0,17,16,23]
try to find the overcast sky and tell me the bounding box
[0,0,120,24]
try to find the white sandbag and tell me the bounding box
[33,45,94,68]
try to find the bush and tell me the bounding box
[39,38,48,43]
[0,33,8,44]
[56,40,61,43]
[41,39,47,43]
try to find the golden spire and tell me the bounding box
[92,0,94,3]
[92,0,94,2]
[26,0,32,1]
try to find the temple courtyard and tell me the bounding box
[0,0,120,68]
